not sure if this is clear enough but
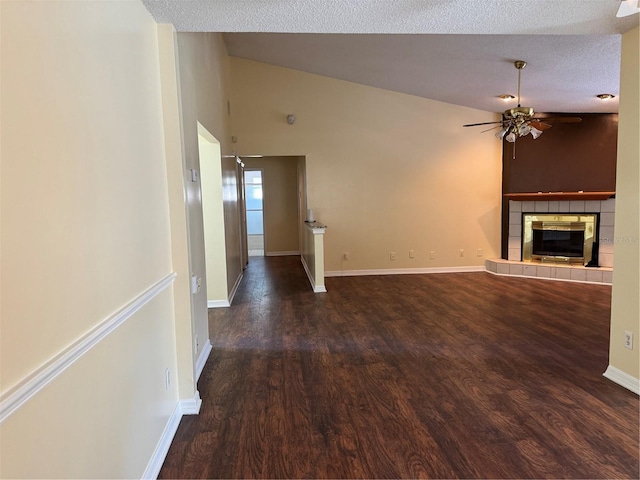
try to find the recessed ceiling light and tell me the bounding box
[596,93,615,100]
[498,94,515,101]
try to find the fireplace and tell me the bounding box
[522,213,598,265]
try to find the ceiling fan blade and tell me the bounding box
[617,0,640,17]
[555,116,582,123]
[532,116,582,124]
[463,121,503,127]
[529,121,552,131]
[480,125,503,133]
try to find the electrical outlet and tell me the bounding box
[409,249,415,259]
[624,331,634,349]
[477,248,483,257]
[165,368,171,390]
[430,251,436,260]
[390,252,396,261]
[459,249,464,257]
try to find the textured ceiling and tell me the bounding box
[142,0,640,113]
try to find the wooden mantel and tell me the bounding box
[504,191,615,201]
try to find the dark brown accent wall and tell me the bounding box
[501,113,618,258]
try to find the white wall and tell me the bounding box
[229,58,503,273]
[608,26,640,386]
[1,1,179,477]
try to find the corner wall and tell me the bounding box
[1,1,179,477]
[172,32,236,365]
[607,26,640,392]
[229,58,503,273]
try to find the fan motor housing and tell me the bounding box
[504,106,534,118]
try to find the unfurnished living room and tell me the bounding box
[0,1,638,479]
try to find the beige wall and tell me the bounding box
[176,33,241,313]
[156,24,198,402]
[229,58,503,273]
[174,32,236,363]
[1,1,178,477]
[243,156,301,254]
[199,132,229,303]
[609,26,639,381]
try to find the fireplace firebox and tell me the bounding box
[522,213,598,265]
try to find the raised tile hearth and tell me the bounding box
[492,196,615,285]
[485,258,613,285]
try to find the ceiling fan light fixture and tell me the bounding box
[529,126,543,139]
[505,131,517,143]
[518,124,531,137]
[495,128,507,140]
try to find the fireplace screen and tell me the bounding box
[522,214,598,265]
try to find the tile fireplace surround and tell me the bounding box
[486,198,615,285]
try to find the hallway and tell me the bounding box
[159,256,639,479]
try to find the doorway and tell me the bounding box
[244,169,264,256]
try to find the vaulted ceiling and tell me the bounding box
[143,0,639,113]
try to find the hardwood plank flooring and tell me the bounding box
[159,256,639,479]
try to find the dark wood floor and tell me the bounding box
[159,256,639,479]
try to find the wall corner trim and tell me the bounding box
[207,273,243,309]
[301,255,327,292]
[141,390,202,479]
[195,340,212,381]
[603,365,640,395]
[0,272,177,424]
[180,390,202,415]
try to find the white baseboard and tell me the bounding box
[603,365,640,395]
[180,390,202,415]
[265,251,300,257]
[142,401,183,479]
[207,299,230,308]
[207,273,243,309]
[142,390,203,479]
[195,340,212,382]
[325,266,485,277]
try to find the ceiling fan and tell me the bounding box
[617,0,640,17]
[463,60,582,146]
